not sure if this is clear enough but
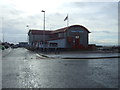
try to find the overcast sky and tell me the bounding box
[0,0,119,46]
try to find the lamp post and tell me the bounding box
[26,25,29,44]
[41,10,45,52]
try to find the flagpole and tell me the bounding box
[41,10,45,52]
[64,14,69,27]
[67,14,69,27]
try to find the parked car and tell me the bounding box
[12,45,18,49]
[0,45,5,50]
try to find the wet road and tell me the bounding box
[0,50,2,89]
[2,48,118,88]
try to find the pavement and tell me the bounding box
[2,48,119,88]
[0,50,2,90]
[39,51,120,59]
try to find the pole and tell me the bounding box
[41,10,45,52]
[26,25,29,43]
[67,14,69,27]
[2,17,4,42]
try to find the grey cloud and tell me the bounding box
[1,5,24,19]
[69,2,104,8]
[63,2,118,18]
[92,30,112,34]
[59,2,117,25]
[0,1,118,45]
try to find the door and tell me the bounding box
[72,36,80,49]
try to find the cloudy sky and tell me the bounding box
[0,0,119,46]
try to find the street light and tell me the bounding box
[26,25,29,44]
[41,10,45,52]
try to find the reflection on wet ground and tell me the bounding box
[2,48,118,88]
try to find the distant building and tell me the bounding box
[19,42,28,47]
[28,25,90,49]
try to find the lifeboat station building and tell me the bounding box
[28,25,91,50]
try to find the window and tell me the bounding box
[49,43,57,47]
[58,33,64,37]
[75,36,79,39]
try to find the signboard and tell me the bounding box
[71,30,83,33]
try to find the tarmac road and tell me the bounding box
[2,48,118,88]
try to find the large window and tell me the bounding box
[58,33,64,38]
[75,36,80,39]
[49,43,57,47]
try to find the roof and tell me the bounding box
[28,25,90,35]
[52,25,90,33]
[28,30,52,35]
[51,27,68,34]
[70,25,90,33]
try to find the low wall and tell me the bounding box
[2,48,12,57]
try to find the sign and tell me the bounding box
[71,30,83,33]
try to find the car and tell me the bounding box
[12,45,18,48]
[0,45,5,50]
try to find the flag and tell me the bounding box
[41,10,45,12]
[64,15,68,21]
